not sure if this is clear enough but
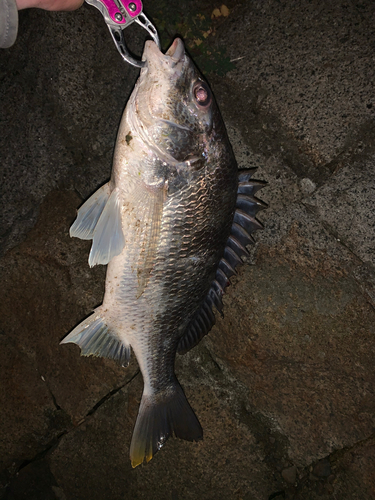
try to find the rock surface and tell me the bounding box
[1,1,375,499]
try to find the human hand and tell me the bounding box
[16,0,84,10]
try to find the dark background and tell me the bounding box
[1,1,375,498]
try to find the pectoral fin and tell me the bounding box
[88,187,125,267]
[70,183,125,267]
[70,183,111,240]
[70,176,166,289]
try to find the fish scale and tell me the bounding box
[61,37,265,467]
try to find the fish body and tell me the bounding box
[61,38,265,467]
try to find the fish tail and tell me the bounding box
[60,311,131,367]
[130,381,202,468]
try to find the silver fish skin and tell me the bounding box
[62,38,240,467]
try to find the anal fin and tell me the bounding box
[61,312,131,367]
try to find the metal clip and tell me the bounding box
[85,0,160,68]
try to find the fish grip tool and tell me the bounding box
[85,0,160,67]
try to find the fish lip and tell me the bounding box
[165,38,185,63]
[143,38,185,67]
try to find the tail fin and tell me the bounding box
[130,382,202,468]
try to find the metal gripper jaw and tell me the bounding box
[85,0,160,68]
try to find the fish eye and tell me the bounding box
[193,82,211,108]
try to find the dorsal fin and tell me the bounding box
[177,169,266,355]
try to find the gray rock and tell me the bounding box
[304,157,375,265]
[220,0,375,166]
[300,178,316,195]
[0,7,142,256]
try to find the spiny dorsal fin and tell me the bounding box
[177,169,267,355]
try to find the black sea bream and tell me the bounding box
[61,38,265,467]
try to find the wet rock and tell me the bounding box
[0,191,138,472]
[5,460,59,500]
[49,362,281,500]
[313,458,331,478]
[281,465,297,484]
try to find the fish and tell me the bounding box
[61,37,266,467]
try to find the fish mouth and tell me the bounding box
[143,37,185,68]
[165,38,185,64]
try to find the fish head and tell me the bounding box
[134,38,218,166]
